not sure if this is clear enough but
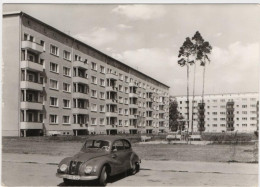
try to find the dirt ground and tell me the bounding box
[2,137,258,163]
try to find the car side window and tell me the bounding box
[112,140,124,151]
[123,140,131,149]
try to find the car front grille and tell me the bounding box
[69,161,82,175]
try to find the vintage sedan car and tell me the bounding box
[56,137,141,185]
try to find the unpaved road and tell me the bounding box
[2,153,258,186]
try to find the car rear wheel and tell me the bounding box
[130,162,140,175]
[98,166,108,186]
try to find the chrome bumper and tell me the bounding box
[56,173,98,181]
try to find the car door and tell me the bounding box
[111,140,126,174]
[122,139,132,170]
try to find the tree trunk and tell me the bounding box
[191,63,196,135]
[186,64,190,133]
[202,61,206,103]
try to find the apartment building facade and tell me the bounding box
[174,93,259,133]
[2,12,169,137]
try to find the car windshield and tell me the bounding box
[81,140,110,152]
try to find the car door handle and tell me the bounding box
[112,154,117,158]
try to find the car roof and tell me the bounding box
[86,136,130,143]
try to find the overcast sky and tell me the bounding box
[3,4,260,96]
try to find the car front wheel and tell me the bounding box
[98,166,108,186]
[63,178,73,185]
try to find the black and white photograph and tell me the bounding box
[1,2,259,186]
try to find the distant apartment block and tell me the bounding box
[174,93,259,133]
[2,12,169,136]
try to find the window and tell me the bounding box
[242,105,247,108]
[251,117,256,120]
[50,79,58,89]
[119,108,123,115]
[125,120,129,126]
[63,50,71,61]
[242,111,247,114]
[125,76,129,83]
[100,79,105,87]
[91,118,97,125]
[119,85,123,92]
[50,115,58,124]
[250,98,256,101]
[125,109,129,115]
[91,104,97,111]
[75,54,82,61]
[91,90,97,98]
[125,87,129,93]
[119,97,123,104]
[40,40,45,51]
[100,66,105,73]
[50,44,59,56]
[124,98,128,104]
[100,92,105,99]
[63,67,71,77]
[100,118,105,125]
[91,76,97,84]
[119,74,123,81]
[63,83,71,92]
[50,97,58,107]
[63,99,70,108]
[63,116,70,124]
[212,112,217,115]
[118,120,123,126]
[50,62,58,73]
[91,62,97,71]
[100,105,105,113]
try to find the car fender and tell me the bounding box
[81,156,114,177]
[58,157,73,167]
[129,152,140,168]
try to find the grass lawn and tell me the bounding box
[2,136,258,163]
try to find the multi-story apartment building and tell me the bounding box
[2,12,169,137]
[174,93,259,133]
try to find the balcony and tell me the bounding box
[20,122,43,129]
[72,92,89,99]
[106,99,118,104]
[73,60,88,69]
[129,93,138,98]
[20,81,43,91]
[22,41,44,53]
[129,104,138,109]
[129,114,138,119]
[73,76,88,84]
[146,117,153,121]
[72,108,89,114]
[129,82,138,87]
[106,73,118,80]
[21,102,43,110]
[21,61,43,72]
[146,107,153,111]
[106,112,118,117]
[227,127,235,131]
[72,123,88,129]
[106,86,118,92]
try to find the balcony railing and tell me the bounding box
[22,40,44,53]
[73,60,88,69]
[20,122,43,129]
[129,93,138,98]
[21,101,43,110]
[20,81,43,91]
[72,92,89,99]
[21,61,43,72]
[73,76,88,84]
[106,73,118,80]
[72,108,89,114]
[106,86,118,92]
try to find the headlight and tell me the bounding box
[60,164,67,172]
[84,166,93,174]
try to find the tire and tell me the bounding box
[130,162,140,175]
[63,178,72,185]
[98,166,108,186]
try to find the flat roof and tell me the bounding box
[172,92,259,98]
[3,11,170,89]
